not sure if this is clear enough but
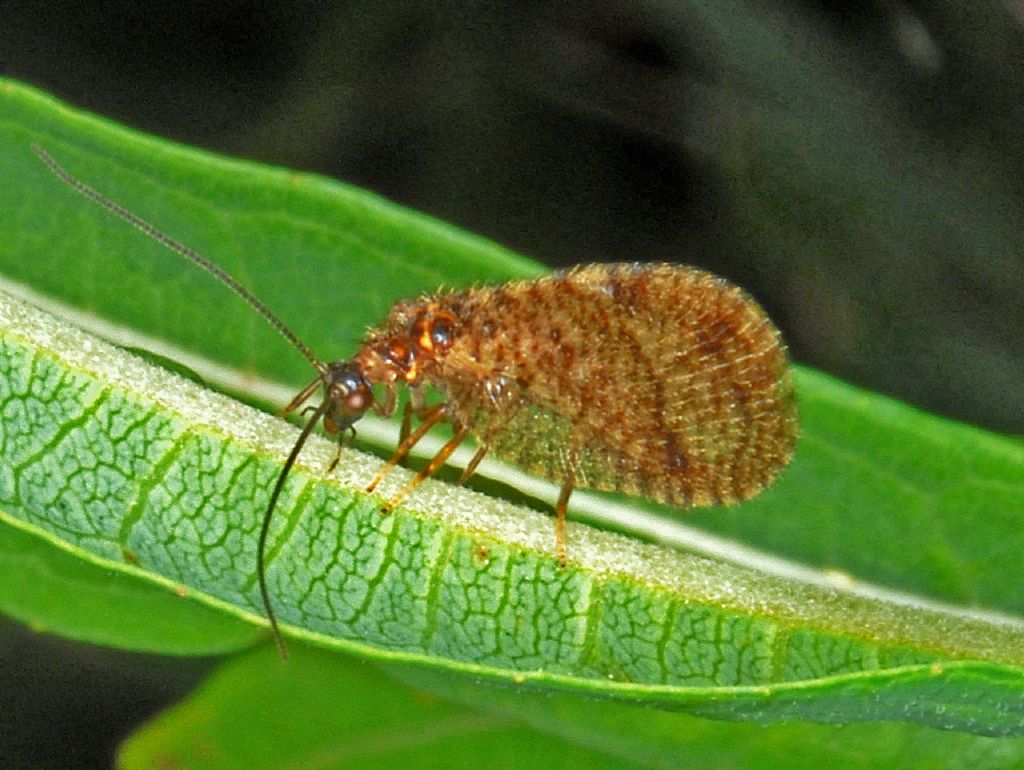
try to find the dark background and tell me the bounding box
[3,2,1023,767]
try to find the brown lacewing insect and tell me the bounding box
[34,145,798,657]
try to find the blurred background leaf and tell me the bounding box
[118,643,1024,770]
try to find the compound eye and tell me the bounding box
[344,387,370,413]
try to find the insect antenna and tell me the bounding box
[34,144,333,658]
[258,400,329,658]
[31,144,327,376]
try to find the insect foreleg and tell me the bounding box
[398,400,413,466]
[326,430,347,473]
[381,424,472,514]
[365,402,446,493]
[277,376,323,418]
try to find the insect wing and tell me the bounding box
[439,263,797,507]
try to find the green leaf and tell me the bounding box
[0,519,262,655]
[6,289,1022,735]
[121,644,1024,770]
[118,644,654,770]
[2,76,1024,749]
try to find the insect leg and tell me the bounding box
[326,428,352,473]
[458,443,490,484]
[397,387,434,466]
[397,389,431,469]
[553,449,579,567]
[399,400,412,444]
[553,475,573,568]
[365,403,446,493]
[397,400,413,468]
[277,376,322,417]
[382,425,471,514]
[409,387,426,412]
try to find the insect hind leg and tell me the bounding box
[552,447,580,567]
[458,442,490,484]
[554,474,573,568]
